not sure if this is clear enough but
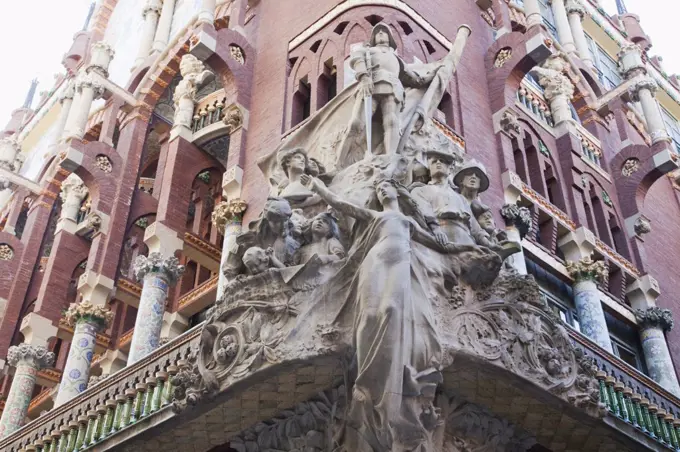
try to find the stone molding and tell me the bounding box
[211,199,247,234]
[636,307,674,332]
[565,255,607,283]
[7,344,55,369]
[63,301,114,329]
[133,252,185,283]
[500,202,532,239]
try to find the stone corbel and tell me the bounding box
[75,210,109,237]
[557,226,596,262]
[626,274,661,310]
[20,313,59,349]
[143,221,184,256]
[77,271,116,306]
[493,107,521,138]
[222,165,244,201]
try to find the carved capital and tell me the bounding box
[75,72,105,98]
[566,0,585,18]
[59,78,76,103]
[60,173,88,204]
[0,137,21,171]
[63,301,114,329]
[565,255,607,284]
[500,203,532,239]
[7,344,55,369]
[636,307,674,332]
[133,252,185,283]
[211,199,248,233]
[628,76,658,102]
[142,0,162,17]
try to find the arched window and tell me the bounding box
[291,76,311,127]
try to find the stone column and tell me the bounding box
[62,42,113,141]
[566,0,593,67]
[212,199,247,299]
[59,173,88,222]
[550,0,576,54]
[565,256,614,352]
[54,79,76,144]
[532,54,575,125]
[128,253,185,364]
[524,0,543,28]
[0,345,55,438]
[500,203,532,275]
[635,307,680,397]
[152,0,176,53]
[54,302,113,406]
[198,0,217,26]
[135,0,162,68]
[629,78,671,145]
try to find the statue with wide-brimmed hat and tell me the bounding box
[453,159,490,202]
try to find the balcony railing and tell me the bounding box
[192,89,227,133]
[517,82,554,128]
[0,326,201,452]
[577,127,603,167]
[573,330,680,450]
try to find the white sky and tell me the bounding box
[0,0,678,128]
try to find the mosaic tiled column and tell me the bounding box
[566,256,614,352]
[55,302,113,406]
[636,307,680,397]
[500,203,532,275]
[0,344,55,438]
[128,253,185,365]
[212,199,247,299]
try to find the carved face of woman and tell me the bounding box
[376,180,398,204]
[462,171,481,191]
[375,29,390,46]
[306,159,320,177]
[311,215,332,238]
[288,152,306,175]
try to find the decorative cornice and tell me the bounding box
[7,344,55,369]
[178,275,218,309]
[636,307,674,332]
[565,255,607,284]
[500,203,532,239]
[133,252,185,283]
[63,301,114,329]
[211,199,247,234]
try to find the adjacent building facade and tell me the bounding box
[1,0,680,450]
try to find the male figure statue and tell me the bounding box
[350,23,436,157]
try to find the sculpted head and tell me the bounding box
[370,24,397,50]
[427,155,450,179]
[279,148,308,178]
[243,247,269,275]
[263,198,292,235]
[374,177,399,204]
[310,212,340,240]
[472,202,496,233]
[453,160,490,195]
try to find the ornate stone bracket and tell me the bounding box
[565,255,607,283]
[7,344,55,369]
[636,306,674,332]
[133,252,185,283]
[63,301,114,329]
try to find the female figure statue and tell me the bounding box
[299,173,494,451]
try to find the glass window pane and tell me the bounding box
[613,342,640,370]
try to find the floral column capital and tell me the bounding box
[7,344,55,369]
[566,255,607,284]
[211,199,248,234]
[565,0,585,18]
[500,203,532,239]
[636,307,674,332]
[133,252,185,283]
[63,301,114,329]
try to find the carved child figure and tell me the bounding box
[242,247,285,275]
[295,212,346,265]
[472,202,507,245]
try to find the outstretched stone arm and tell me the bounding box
[301,174,373,222]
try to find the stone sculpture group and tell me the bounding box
[173,23,603,452]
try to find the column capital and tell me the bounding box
[59,173,88,204]
[75,72,105,98]
[143,221,184,255]
[58,78,76,103]
[7,344,55,369]
[617,42,645,79]
[636,307,674,332]
[89,41,115,77]
[142,0,162,18]
[565,0,585,18]
[63,301,114,329]
[211,198,247,234]
[565,255,607,284]
[77,271,116,305]
[20,313,58,349]
[531,54,575,102]
[557,226,596,261]
[500,203,532,239]
[0,137,21,172]
[133,252,185,283]
[628,76,658,101]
